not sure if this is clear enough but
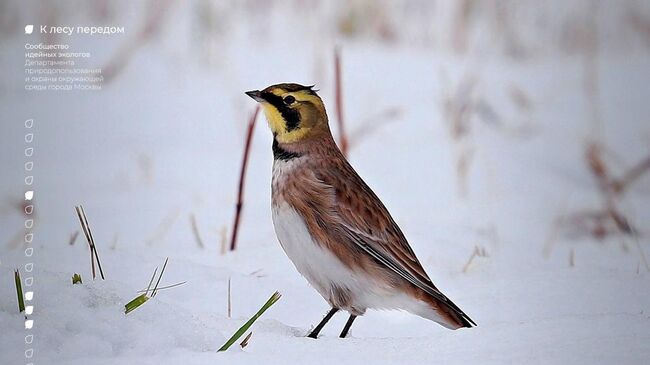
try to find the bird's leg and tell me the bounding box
[339,314,357,338]
[307,307,339,338]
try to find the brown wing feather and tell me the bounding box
[311,156,476,327]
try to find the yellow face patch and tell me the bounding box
[260,101,286,136]
[259,89,324,144]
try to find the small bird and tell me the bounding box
[246,83,475,338]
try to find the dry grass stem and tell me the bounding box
[137,281,186,293]
[69,230,79,245]
[334,47,349,157]
[220,226,228,255]
[189,213,205,249]
[611,156,650,194]
[14,269,25,313]
[563,142,648,240]
[239,332,253,349]
[227,276,232,318]
[75,205,105,280]
[151,257,169,298]
[631,235,649,271]
[559,142,648,271]
[462,246,488,273]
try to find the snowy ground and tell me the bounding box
[1,2,650,364]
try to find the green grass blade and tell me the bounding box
[218,291,281,352]
[72,273,83,284]
[124,258,176,315]
[124,293,149,314]
[14,270,25,313]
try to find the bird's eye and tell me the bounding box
[283,95,296,105]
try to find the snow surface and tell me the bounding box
[1,2,650,364]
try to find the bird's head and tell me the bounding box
[245,83,330,144]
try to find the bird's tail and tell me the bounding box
[412,289,476,329]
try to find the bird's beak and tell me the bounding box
[245,90,265,102]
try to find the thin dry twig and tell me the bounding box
[611,156,650,194]
[76,207,94,278]
[75,205,105,280]
[227,276,232,318]
[334,47,349,157]
[586,143,610,191]
[14,269,25,314]
[575,142,646,238]
[189,213,205,249]
[229,106,260,251]
[559,142,648,270]
[68,230,79,245]
[220,226,228,255]
[605,199,633,235]
[248,269,266,278]
[456,147,474,198]
[151,257,169,298]
[146,267,158,295]
[240,332,253,349]
[462,246,488,273]
[616,212,649,271]
[632,236,650,271]
[138,281,186,293]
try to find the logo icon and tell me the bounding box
[25,25,34,34]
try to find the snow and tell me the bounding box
[1,1,650,364]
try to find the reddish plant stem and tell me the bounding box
[334,47,349,157]
[229,106,260,251]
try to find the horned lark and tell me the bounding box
[246,83,475,338]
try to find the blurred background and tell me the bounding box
[0,1,649,364]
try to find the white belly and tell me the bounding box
[271,202,362,305]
